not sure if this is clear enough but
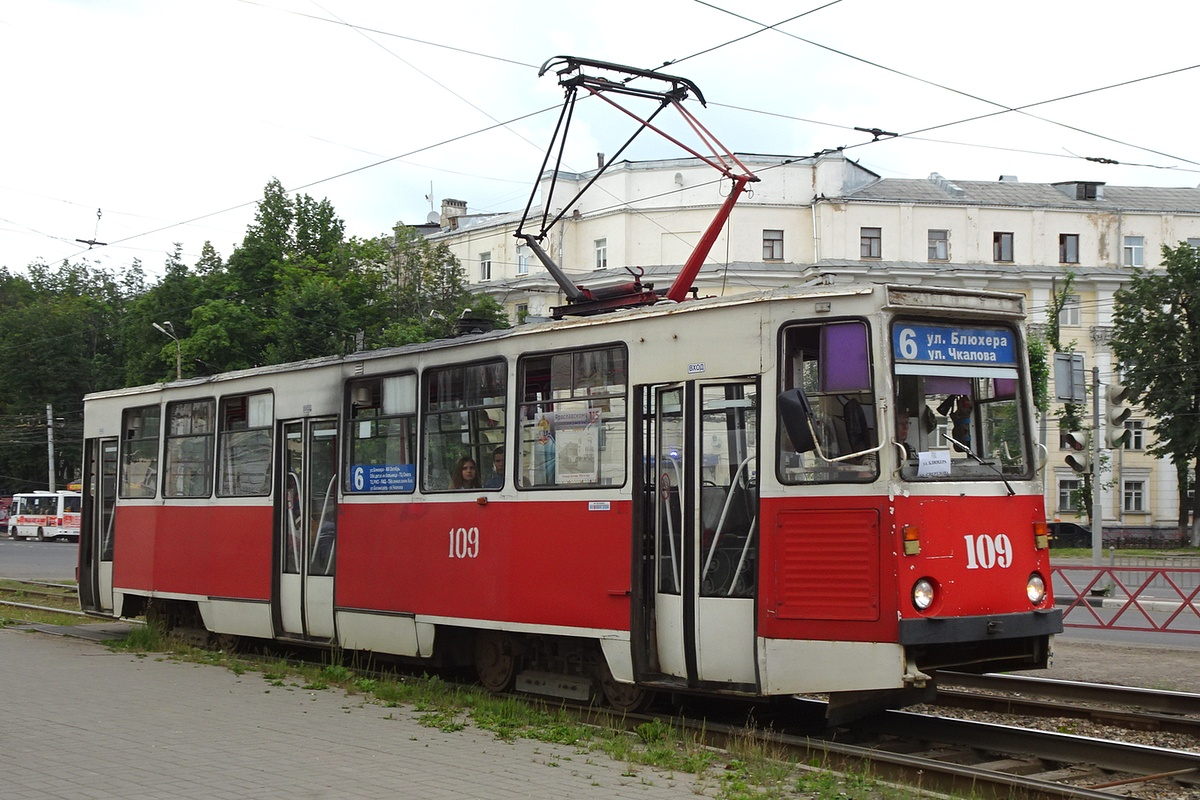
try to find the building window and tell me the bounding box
[928,229,949,261]
[515,303,528,323]
[1123,480,1145,513]
[1058,294,1080,327]
[594,238,608,270]
[860,227,882,259]
[1058,478,1081,512]
[1188,237,1200,251]
[1123,236,1144,267]
[993,232,1014,262]
[763,229,784,260]
[1124,419,1144,450]
[1059,233,1079,264]
[516,245,530,275]
[479,252,492,281]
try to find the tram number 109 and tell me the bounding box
[448,526,480,559]
[962,533,1013,570]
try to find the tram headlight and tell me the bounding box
[1026,572,1047,605]
[912,578,936,611]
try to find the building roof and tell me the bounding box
[844,176,1200,212]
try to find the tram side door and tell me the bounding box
[277,418,339,640]
[652,380,759,688]
[79,437,118,614]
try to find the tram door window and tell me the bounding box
[163,399,215,498]
[422,360,506,491]
[98,442,118,561]
[218,393,273,496]
[517,345,628,489]
[656,387,684,596]
[120,405,161,498]
[699,384,757,598]
[279,417,338,639]
[777,321,878,484]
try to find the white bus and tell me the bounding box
[9,490,82,542]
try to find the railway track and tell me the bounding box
[0,577,86,617]
[937,671,1200,737]
[832,708,1200,799]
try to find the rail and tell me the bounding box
[1052,563,1200,634]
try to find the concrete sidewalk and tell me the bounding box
[0,627,713,799]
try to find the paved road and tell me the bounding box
[1,626,712,800]
[0,538,77,580]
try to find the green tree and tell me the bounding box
[1111,242,1200,543]
[375,226,508,346]
[0,260,127,490]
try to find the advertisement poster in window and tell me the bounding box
[552,409,600,484]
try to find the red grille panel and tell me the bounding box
[774,509,880,621]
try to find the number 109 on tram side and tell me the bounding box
[78,283,1061,721]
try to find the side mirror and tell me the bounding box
[778,388,816,454]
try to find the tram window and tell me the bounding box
[347,374,417,493]
[218,393,273,496]
[422,360,506,491]
[119,404,161,498]
[892,320,1030,481]
[163,399,216,498]
[517,345,627,489]
[777,321,878,484]
[896,373,1029,480]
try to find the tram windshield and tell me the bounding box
[891,320,1031,481]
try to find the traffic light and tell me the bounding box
[1064,429,1091,472]
[1105,383,1132,448]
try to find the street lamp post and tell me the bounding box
[153,321,182,381]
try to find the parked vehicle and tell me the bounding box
[10,490,83,542]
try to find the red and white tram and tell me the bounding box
[79,283,1061,718]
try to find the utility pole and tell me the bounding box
[47,403,55,491]
[1091,367,1103,565]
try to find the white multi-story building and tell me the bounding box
[426,151,1200,537]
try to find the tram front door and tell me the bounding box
[277,417,338,640]
[79,437,118,614]
[650,380,759,688]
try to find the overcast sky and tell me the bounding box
[3,0,1197,277]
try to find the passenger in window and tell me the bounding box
[937,395,973,452]
[484,446,505,489]
[451,456,482,489]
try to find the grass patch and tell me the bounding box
[0,579,84,626]
[88,633,945,799]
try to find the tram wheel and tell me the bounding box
[211,633,240,653]
[599,662,653,712]
[474,631,517,693]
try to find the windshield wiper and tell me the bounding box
[942,433,1015,496]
